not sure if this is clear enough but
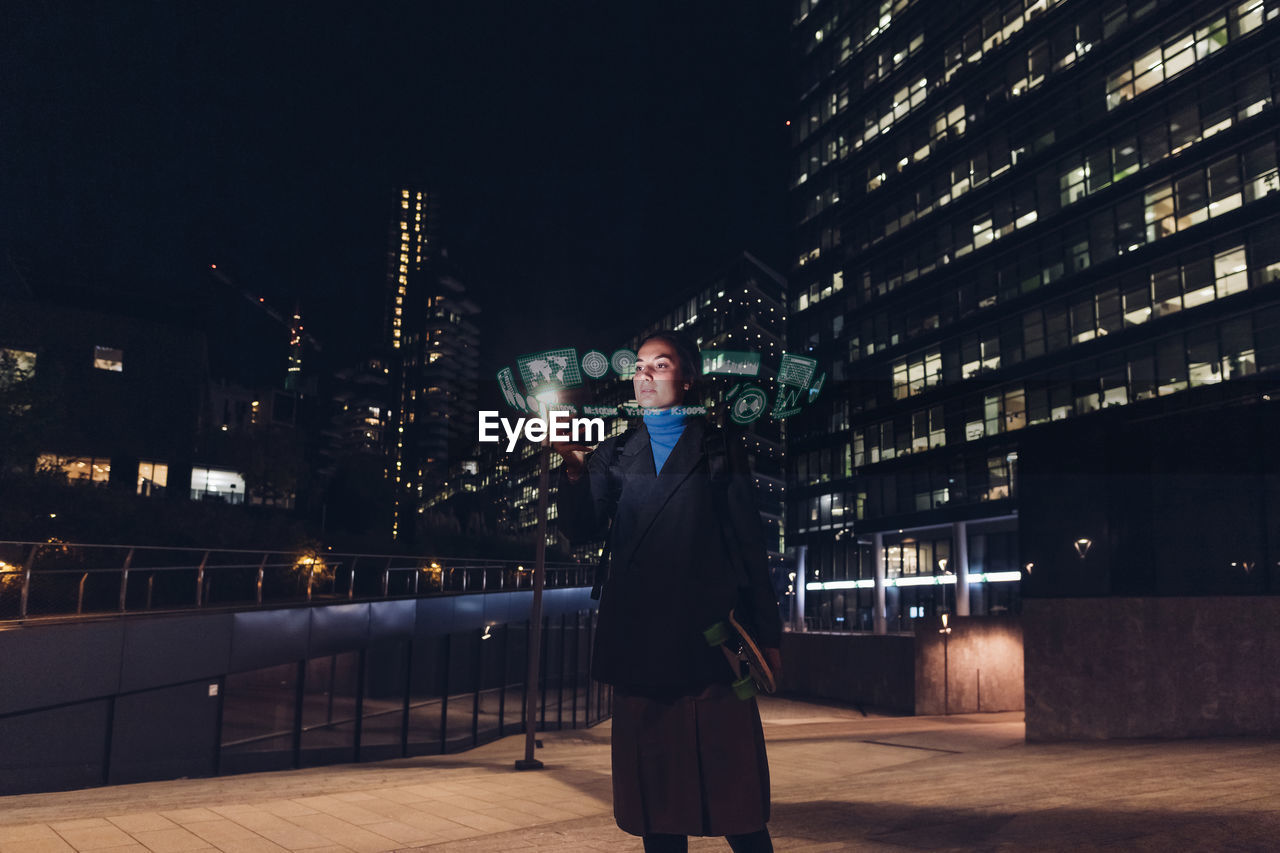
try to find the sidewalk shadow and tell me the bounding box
[770,799,1278,850]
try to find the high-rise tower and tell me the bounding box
[385,187,480,541]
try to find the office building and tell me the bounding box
[788,0,1280,630]
[633,252,790,563]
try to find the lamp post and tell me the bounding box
[939,613,953,715]
[516,392,557,771]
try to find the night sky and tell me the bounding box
[3,3,790,372]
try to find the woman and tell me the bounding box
[556,330,783,853]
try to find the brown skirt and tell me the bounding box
[610,683,771,837]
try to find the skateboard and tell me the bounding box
[703,608,777,700]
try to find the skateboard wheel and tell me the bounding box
[703,622,729,647]
[732,675,757,700]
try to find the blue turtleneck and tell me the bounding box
[643,409,688,474]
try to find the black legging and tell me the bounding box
[642,829,773,853]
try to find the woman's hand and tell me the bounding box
[552,442,591,481]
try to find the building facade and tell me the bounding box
[632,251,790,564]
[788,0,1280,630]
[385,187,481,541]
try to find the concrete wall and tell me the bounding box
[1024,597,1280,740]
[779,631,916,714]
[914,616,1024,716]
[780,618,1025,716]
[0,588,597,794]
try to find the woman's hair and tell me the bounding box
[638,330,702,399]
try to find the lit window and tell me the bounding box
[93,346,123,372]
[38,454,111,484]
[137,461,169,497]
[0,348,36,388]
[190,467,246,504]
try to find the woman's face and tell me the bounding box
[633,339,688,410]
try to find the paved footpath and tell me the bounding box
[2,697,1279,852]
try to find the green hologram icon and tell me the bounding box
[727,383,768,425]
[772,353,818,418]
[581,350,609,379]
[808,371,827,404]
[611,348,637,378]
[497,367,528,412]
[701,350,761,377]
[517,348,583,396]
[776,353,818,388]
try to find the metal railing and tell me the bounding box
[0,541,591,621]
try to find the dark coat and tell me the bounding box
[558,416,782,695]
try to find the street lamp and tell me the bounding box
[516,390,559,771]
[939,613,953,715]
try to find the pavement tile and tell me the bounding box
[0,825,62,843]
[107,815,180,834]
[441,810,524,833]
[129,827,216,853]
[362,790,426,807]
[0,839,77,853]
[182,819,262,845]
[52,824,138,850]
[279,814,402,853]
[291,798,387,826]
[50,819,116,832]
[387,813,468,835]
[358,822,437,846]
[258,801,320,819]
[197,841,291,853]
[157,810,222,825]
